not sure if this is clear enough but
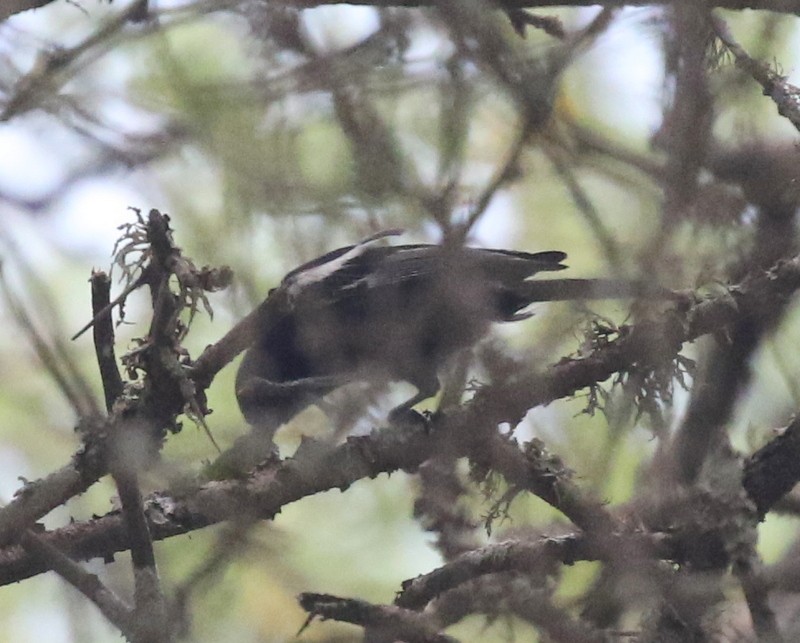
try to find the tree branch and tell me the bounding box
[298,592,458,643]
[5,230,800,596]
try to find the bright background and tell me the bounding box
[1,3,799,641]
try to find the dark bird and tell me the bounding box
[232,232,663,457]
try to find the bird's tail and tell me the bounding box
[516,278,675,302]
[495,278,677,320]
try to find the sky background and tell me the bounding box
[1,3,799,641]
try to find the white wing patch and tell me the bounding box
[284,229,403,299]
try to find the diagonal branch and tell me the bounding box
[712,13,800,133]
[298,592,458,643]
[0,210,223,547]
[3,252,800,584]
[19,530,136,639]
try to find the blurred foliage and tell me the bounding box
[1,1,800,641]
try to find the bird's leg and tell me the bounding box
[388,374,440,425]
[236,372,354,448]
[207,373,355,479]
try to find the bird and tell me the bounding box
[231,231,665,456]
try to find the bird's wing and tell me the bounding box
[281,230,403,298]
[287,244,568,308]
[285,244,433,305]
[363,246,568,285]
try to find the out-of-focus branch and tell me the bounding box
[90,265,169,639]
[732,547,782,642]
[0,0,55,22]
[5,252,800,584]
[171,518,259,638]
[414,458,480,561]
[545,148,624,269]
[19,530,136,640]
[298,592,458,643]
[280,0,800,16]
[0,253,99,418]
[657,3,713,229]
[712,13,800,133]
[0,210,226,547]
[0,413,608,586]
[108,461,169,641]
[432,577,607,643]
[434,0,556,131]
[395,534,614,610]
[1,0,149,121]
[5,0,800,34]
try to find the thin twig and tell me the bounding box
[0,262,99,417]
[5,251,800,583]
[732,547,783,642]
[298,592,457,643]
[19,530,136,639]
[90,271,124,410]
[546,147,624,269]
[712,13,800,133]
